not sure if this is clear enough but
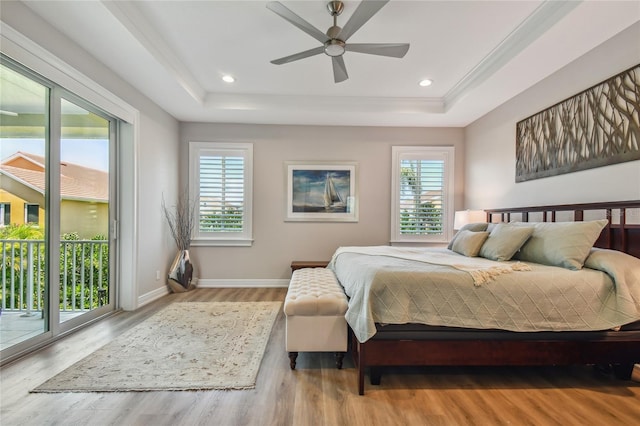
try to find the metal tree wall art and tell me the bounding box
[515,64,640,182]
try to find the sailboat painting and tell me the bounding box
[285,162,358,222]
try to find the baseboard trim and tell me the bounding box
[137,285,170,308]
[135,279,288,307]
[197,278,289,288]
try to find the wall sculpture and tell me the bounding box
[516,64,640,182]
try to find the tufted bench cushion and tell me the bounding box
[285,267,348,370]
[284,268,348,316]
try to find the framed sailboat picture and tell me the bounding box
[285,162,358,222]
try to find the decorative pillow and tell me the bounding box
[479,223,534,261]
[451,230,490,257]
[447,222,488,250]
[512,219,608,270]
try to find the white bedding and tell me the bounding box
[328,247,640,343]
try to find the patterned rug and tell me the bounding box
[31,301,281,392]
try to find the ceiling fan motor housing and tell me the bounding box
[327,1,344,16]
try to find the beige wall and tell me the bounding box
[181,123,465,280]
[60,200,108,239]
[465,22,640,211]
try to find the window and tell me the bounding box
[24,203,39,225]
[189,142,253,246]
[391,146,454,244]
[0,203,10,226]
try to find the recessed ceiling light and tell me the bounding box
[419,79,433,87]
[222,75,235,83]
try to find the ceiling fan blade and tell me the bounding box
[337,0,389,42]
[266,1,330,44]
[346,43,410,58]
[332,56,349,83]
[270,46,325,65]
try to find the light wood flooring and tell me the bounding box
[1,288,639,426]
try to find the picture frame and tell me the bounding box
[285,161,358,222]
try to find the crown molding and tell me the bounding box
[443,0,581,111]
[204,92,445,114]
[101,0,206,105]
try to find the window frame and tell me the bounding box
[24,203,40,225]
[0,203,10,226]
[390,146,455,244]
[189,141,253,247]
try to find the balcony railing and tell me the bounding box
[1,239,109,314]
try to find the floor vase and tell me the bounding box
[167,249,195,292]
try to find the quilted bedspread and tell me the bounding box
[328,246,640,343]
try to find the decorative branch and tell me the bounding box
[162,190,196,251]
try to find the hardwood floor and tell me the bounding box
[1,288,639,426]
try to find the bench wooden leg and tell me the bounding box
[335,352,345,369]
[288,352,298,370]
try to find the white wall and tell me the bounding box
[181,123,464,281]
[465,22,640,210]
[1,2,181,303]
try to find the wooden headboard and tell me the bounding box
[484,200,640,259]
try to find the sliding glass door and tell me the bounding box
[58,97,114,326]
[0,58,117,356]
[0,62,49,350]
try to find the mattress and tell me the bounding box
[329,247,640,342]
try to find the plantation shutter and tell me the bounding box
[199,154,245,233]
[391,146,454,243]
[189,142,253,246]
[399,159,444,235]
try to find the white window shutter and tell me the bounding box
[391,146,454,244]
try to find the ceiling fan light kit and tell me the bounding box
[267,0,410,83]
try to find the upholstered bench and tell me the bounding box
[284,267,348,369]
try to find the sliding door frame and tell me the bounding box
[1,24,140,365]
[0,54,126,363]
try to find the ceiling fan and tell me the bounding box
[266,0,410,83]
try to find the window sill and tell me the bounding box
[191,238,254,247]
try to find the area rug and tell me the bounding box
[31,301,281,392]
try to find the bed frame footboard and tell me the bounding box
[351,331,640,395]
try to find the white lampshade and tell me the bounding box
[453,210,486,230]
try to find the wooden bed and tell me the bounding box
[349,200,640,395]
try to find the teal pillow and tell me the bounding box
[479,223,534,261]
[512,219,608,270]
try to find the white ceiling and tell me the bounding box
[20,0,640,127]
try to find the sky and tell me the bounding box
[292,169,351,207]
[1,138,109,171]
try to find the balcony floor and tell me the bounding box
[0,311,82,351]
